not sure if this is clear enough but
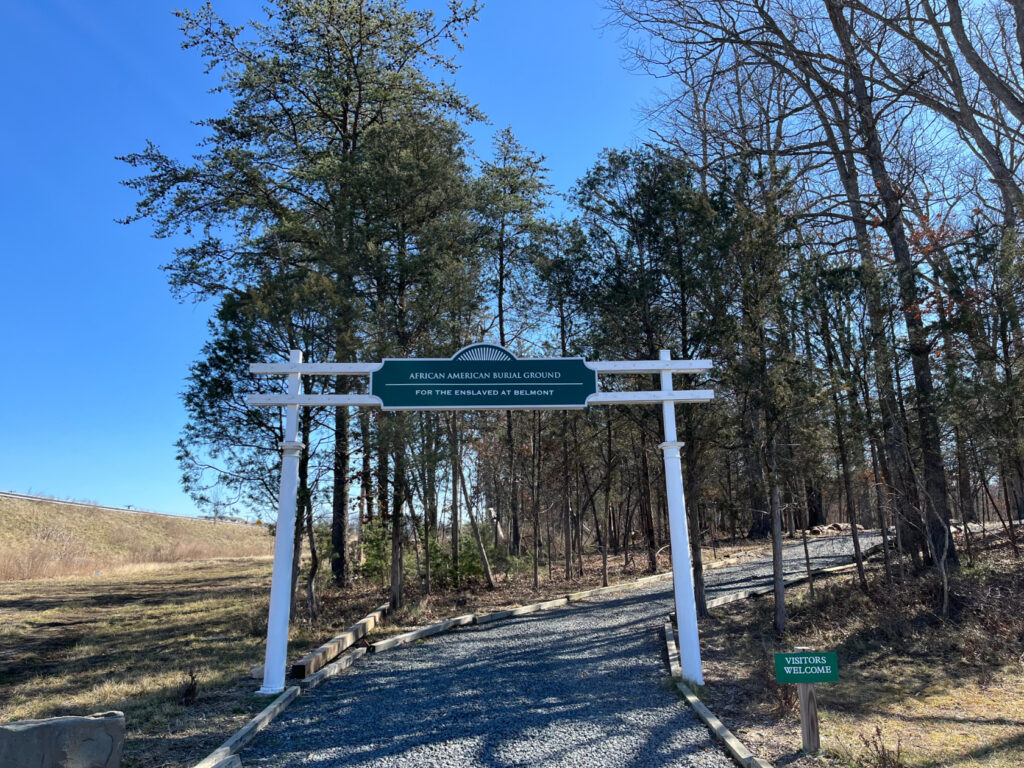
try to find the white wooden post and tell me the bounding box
[258,350,304,695]
[658,349,704,686]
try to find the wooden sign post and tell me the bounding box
[797,677,819,753]
[773,646,839,753]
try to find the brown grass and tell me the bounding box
[695,531,1024,768]
[0,559,276,767]
[0,495,273,581]
[0,542,686,768]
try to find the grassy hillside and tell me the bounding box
[0,494,273,581]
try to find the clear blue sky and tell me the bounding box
[0,0,659,517]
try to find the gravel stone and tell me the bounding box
[241,533,874,768]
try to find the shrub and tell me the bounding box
[859,726,905,768]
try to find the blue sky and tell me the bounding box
[0,0,659,517]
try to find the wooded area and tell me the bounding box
[121,0,1024,627]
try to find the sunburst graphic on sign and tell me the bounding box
[451,343,516,362]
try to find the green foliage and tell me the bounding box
[475,127,553,346]
[122,0,489,531]
[424,531,454,589]
[455,534,486,580]
[358,518,390,584]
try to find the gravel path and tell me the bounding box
[703,531,881,598]
[242,585,729,768]
[241,533,875,768]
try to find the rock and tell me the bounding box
[0,711,124,768]
[249,664,264,679]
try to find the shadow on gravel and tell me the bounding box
[241,585,728,768]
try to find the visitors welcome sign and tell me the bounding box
[370,344,597,410]
[774,651,839,683]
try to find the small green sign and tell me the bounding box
[370,344,597,411]
[774,651,839,683]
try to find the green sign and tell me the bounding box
[370,344,597,411]
[774,651,839,683]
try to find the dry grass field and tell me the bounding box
[0,494,273,580]
[0,533,680,767]
[1,558,284,767]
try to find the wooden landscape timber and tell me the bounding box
[290,603,389,679]
[369,614,476,653]
[191,686,299,768]
[299,648,367,690]
[664,618,774,768]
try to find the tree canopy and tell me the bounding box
[123,0,1023,620]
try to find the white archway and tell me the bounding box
[248,344,713,693]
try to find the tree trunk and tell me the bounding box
[424,418,438,595]
[291,411,311,623]
[562,412,572,580]
[507,411,521,556]
[389,424,406,611]
[331,397,350,586]
[826,0,957,573]
[304,491,319,621]
[768,438,786,634]
[459,463,495,589]
[684,413,708,617]
[820,307,869,591]
[639,431,659,572]
[800,479,816,599]
[533,411,542,591]
[357,409,372,566]
[868,435,893,584]
[602,417,613,588]
[376,423,389,526]
[744,403,770,537]
[450,414,461,587]
[805,479,824,528]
